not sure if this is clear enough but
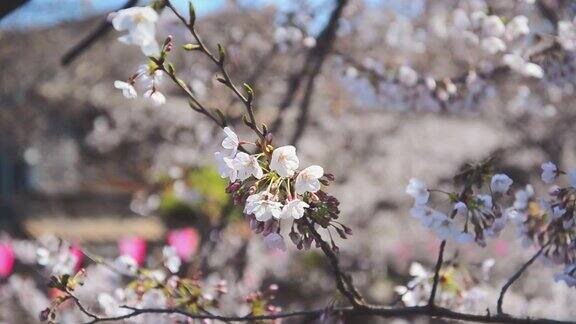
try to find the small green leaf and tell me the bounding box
[217,44,226,64]
[188,1,196,26]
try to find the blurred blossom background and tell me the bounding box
[1,0,576,322]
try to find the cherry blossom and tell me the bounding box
[295,165,324,194]
[221,127,239,156]
[232,152,263,180]
[541,161,558,183]
[280,199,309,219]
[214,151,237,182]
[405,178,429,206]
[270,145,299,177]
[113,81,137,99]
[109,7,159,56]
[490,174,513,193]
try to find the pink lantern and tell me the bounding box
[0,243,15,278]
[70,245,85,272]
[118,237,147,266]
[167,228,199,262]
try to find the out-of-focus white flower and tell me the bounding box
[114,255,138,275]
[476,194,493,212]
[398,65,419,86]
[452,9,470,30]
[432,213,457,240]
[270,145,299,177]
[554,263,576,287]
[221,127,239,156]
[162,246,181,273]
[232,152,263,180]
[558,19,576,51]
[244,192,283,221]
[280,199,309,219]
[144,89,166,106]
[513,185,534,209]
[568,169,576,188]
[454,231,475,243]
[98,293,131,317]
[541,161,557,184]
[505,15,529,40]
[214,151,237,182]
[503,54,543,78]
[482,15,505,37]
[410,205,445,228]
[490,174,513,193]
[295,165,324,194]
[114,81,137,99]
[454,201,468,217]
[109,7,159,56]
[481,37,506,54]
[406,179,429,206]
[263,233,286,252]
[552,206,566,220]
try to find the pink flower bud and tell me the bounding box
[118,237,147,266]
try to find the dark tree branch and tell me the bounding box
[497,242,550,315]
[304,218,367,309]
[61,0,138,66]
[271,0,347,140]
[0,0,29,20]
[428,240,447,307]
[77,303,576,324]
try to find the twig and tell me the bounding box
[78,303,576,324]
[61,0,138,66]
[303,218,367,309]
[428,240,447,307]
[497,242,550,315]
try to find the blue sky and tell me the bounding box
[0,0,423,30]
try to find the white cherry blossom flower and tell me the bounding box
[503,54,543,78]
[295,165,324,194]
[432,213,457,240]
[270,145,299,177]
[221,127,239,156]
[568,169,576,188]
[144,89,166,106]
[244,192,283,221]
[454,201,468,217]
[558,19,576,51]
[232,152,263,180]
[398,65,418,86]
[513,185,534,209]
[410,205,446,228]
[280,199,309,219]
[554,263,576,287]
[109,7,160,56]
[214,151,237,182]
[406,178,429,206]
[490,174,513,193]
[481,37,506,54]
[114,255,138,275]
[114,81,137,99]
[162,246,181,273]
[541,161,557,184]
[505,15,529,40]
[482,15,505,37]
[476,194,493,212]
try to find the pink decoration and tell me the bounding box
[70,245,85,272]
[118,237,147,266]
[167,228,199,261]
[0,243,15,278]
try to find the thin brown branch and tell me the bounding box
[78,303,576,324]
[61,0,138,66]
[428,240,447,306]
[497,242,550,315]
[303,218,367,309]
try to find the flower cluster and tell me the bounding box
[394,259,495,309]
[508,162,576,287]
[406,161,513,246]
[215,127,348,252]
